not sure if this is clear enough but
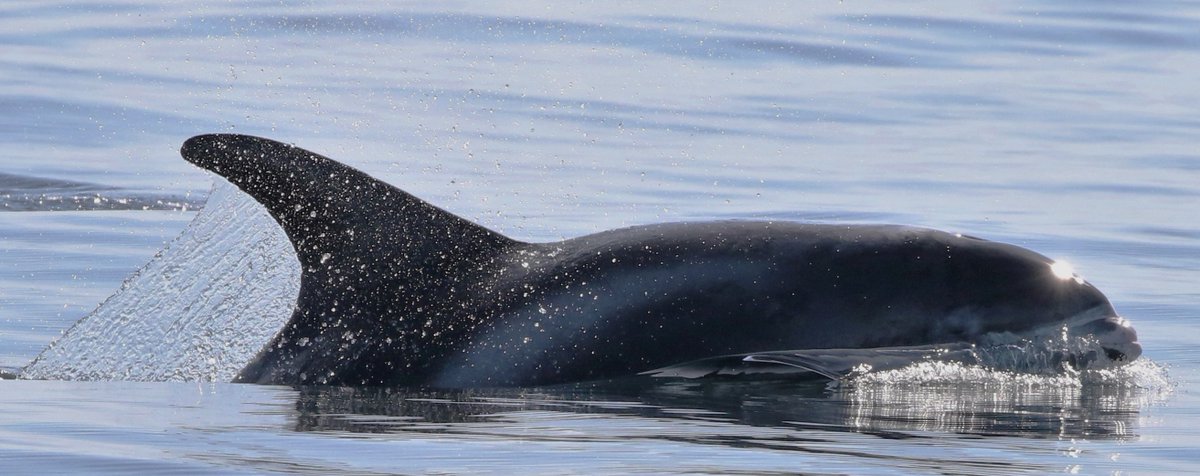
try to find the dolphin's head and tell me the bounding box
[943,235,1142,366]
[778,226,1142,369]
[1022,259,1142,365]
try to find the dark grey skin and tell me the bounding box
[180,134,1140,387]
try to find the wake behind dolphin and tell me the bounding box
[176,134,1140,387]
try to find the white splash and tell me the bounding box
[846,358,1169,389]
[834,359,1172,436]
[21,179,300,382]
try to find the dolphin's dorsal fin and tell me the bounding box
[180,134,518,384]
[181,134,517,270]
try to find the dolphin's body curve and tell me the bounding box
[180,134,1140,387]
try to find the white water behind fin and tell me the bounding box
[21,179,299,382]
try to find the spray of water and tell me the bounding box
[21,180,299,381]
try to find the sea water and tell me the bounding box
[1,1,1197,473]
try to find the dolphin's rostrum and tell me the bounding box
[180,134,1140,387]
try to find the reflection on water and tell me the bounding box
[838,362,1171,439]
[287,362,1169,442]
[0,377,1176,474]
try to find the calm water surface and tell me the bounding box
[1,1,1197,474]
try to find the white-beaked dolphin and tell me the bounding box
[181,134,1140,387]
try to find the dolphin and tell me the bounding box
[180,134,1141,387]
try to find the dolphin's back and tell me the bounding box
[436,222,921,385]
[434,220,1110,386]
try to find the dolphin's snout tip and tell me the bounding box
[1104,342,1141,362]
[1096,316,1141,363]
